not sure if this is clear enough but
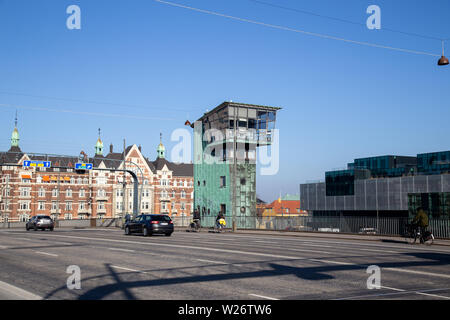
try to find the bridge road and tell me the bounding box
[0,228,450,300]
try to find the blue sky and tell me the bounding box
[0,0,449,202]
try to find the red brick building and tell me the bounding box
[0,121,193,222]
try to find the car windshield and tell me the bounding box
[37,216,51,220]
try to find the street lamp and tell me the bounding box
[438,41,449,66]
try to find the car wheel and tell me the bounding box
[125,227,130,235]
[34,225,38,231]
[143,227,149,237]
[49,227,54,231]
[26,225,29,231]
[165,233,172,237]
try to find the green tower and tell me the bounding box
[157,133,165,159]
[191,102,281,229]
[11,111,19,148]
[95,128,103,156]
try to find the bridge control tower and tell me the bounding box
[188,102,281,230]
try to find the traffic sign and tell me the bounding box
[75,163,93,170]
[23,160,51,168]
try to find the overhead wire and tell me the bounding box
[247,0,448,42]
[153,0,440,57]
[0,103,178,121]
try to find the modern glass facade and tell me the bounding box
[408,192,450,219]
[417,151,450,175]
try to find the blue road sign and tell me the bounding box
[23,160,51,168]
[75,163,93,170]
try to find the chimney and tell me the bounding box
[110,143,113,154]
[138,145,142,152]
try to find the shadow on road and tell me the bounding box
[39,249,450,300]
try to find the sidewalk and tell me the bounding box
[230,229,450,247]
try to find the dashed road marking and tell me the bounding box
[249,293,279,300]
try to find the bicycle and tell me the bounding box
[404,223,434,245]
[187,219,201,232]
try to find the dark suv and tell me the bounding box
[26,215,54,231]
[124,214,173,237]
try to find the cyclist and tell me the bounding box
[190,209,201,231]
[412,207,429,244]
[216,212,225,232]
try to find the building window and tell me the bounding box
[20,188,31,197]
[66,202,73,211]
[64,213,73,220]
[83,178,88,184]
[181,190,186,198]
[181,202,186,210]
[19,202,30,210]
[38,202,45,211]
[52,189,59,197]
[38,188,45,197]
[79,202,86,210]
[80,189,85,197]
[19,214,30,222]
[220,176,226,188]
[97,189,106,197]
[66,189,73,197]
[98,202,105,210]
[36,176,42,184]
[52,202,58,210]
[172,191,176,198]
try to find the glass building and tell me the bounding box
[301,151,450,218]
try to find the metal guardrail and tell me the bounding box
[2,215,449,239]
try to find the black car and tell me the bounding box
[26,215,54,231]
[124,214,173,237]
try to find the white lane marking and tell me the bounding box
[111,265,147,274]
[283,248,332,255]
[380,286,405,292]
[415,292,450,299]
[0,280,42,300]
[25,234,303,260]
[380,286,450,300]
[34,251,58,257]
[384,267,450,279]
[196,259,227,264]
[336,287,450,300]
[309,259,352,265]
[108,248,135,253]
[20,233,450,280]
[249,293,279,300]
[310,259,450,279]
[0,245,8,249]
[218,234,450,253]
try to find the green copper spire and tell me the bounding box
[157,132,165,159]
[95,128,104,156]
[11,111,19,147]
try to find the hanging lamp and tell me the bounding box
[438,40,449,66]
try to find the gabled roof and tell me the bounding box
[150,157,193,177]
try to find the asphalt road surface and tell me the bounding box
[0,228,450,300]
